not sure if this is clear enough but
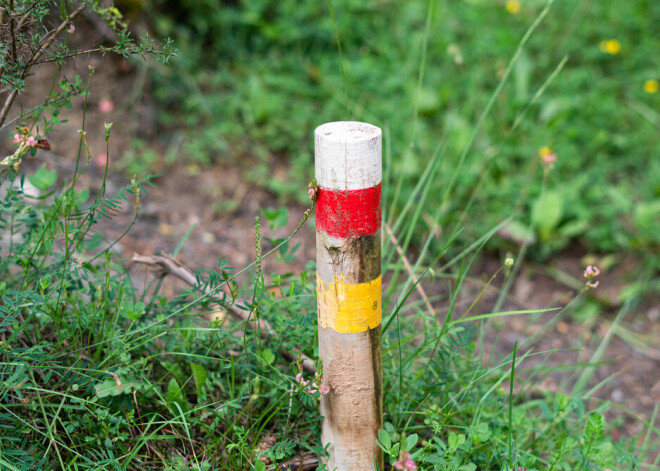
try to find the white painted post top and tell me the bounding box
[315,121,382,191]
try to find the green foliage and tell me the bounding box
[1,135,653,470]
[260,206,289,232]
[145,0,660,268]
[0,162,157,468]
[28,168,58,192]
[374,327,642,470]
[0,156,323,467]
[0,0,176,134]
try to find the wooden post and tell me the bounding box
[315,121,383,470]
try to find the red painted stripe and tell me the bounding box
[316,183,381,238]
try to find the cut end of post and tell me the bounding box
[315,121,381,141]
[315,121,382,192]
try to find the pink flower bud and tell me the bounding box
[583,265,601,289]
[542,152,557,169]
[26,136,37,148]
[12,134,21,144]
[95,153,108,168]
[584,265,600,277]
[405,459,417,471]
[68,24,75,33]
[319,384,330,394]
[98,99,114,113]
[394,452,417,470]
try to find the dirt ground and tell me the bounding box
[2,26,658,447]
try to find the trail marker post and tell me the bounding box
[315,121,383,470]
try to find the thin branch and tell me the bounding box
[32,48,105,65]
[0,4,86,128]
[16,1,41,31]
[385,224,435,317]
[1,87,83,131]
[9,0,17,63]
[31,5,86,66]
[132,253,317,375]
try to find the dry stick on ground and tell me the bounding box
[131,253,316,374]
[268,452,318,471]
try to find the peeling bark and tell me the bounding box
[316,231,381,284]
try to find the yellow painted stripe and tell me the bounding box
[317,275,381,333]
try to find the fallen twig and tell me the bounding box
[132,253,316,374]
[267,452,318,471]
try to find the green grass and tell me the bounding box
[146,0,660,272]
[2,164,654,468]
[1,1,659,469]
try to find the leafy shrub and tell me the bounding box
[146,0,660,268]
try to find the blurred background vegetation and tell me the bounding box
[133,0,660,278]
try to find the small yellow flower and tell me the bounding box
[599,39,621,55]
[606,40,621,54]
[538,146,552,158]
[643,79,659,94]
[505,0,521,14]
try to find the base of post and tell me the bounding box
[319,325,383,470]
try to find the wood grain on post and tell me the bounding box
[315,121,383,470]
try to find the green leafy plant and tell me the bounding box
[144,0,660,278]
